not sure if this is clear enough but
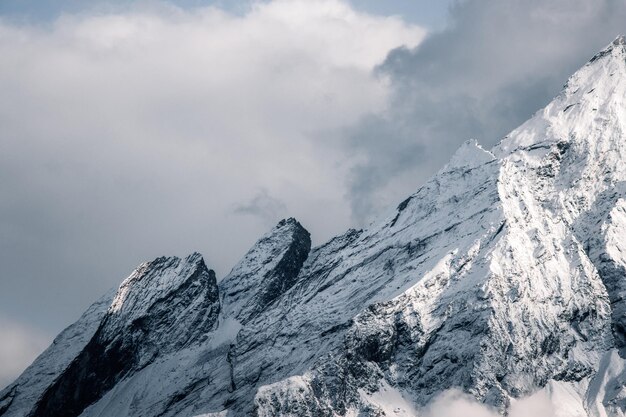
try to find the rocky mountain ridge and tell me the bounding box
[3,36,626,416]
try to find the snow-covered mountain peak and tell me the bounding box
[1,253,221,417]
[248,38,626,415]
[494,36,626,159]
[220,218,311,323]
[613,34,626,45]
[108,252,208,316]
[594,34,626,60]
[275,217,302,228]
[100,252,219,345]
[441,139,495,173]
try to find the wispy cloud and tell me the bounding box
[423,388,559,417]
[233,189,287,226]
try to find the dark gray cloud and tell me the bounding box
[346,0,626,223]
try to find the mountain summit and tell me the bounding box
[3,37,626,417]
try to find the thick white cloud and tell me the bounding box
[0,316,49,390]
[0,0,424,383]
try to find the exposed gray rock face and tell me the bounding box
[4,37,626,417]
[221,218,311,323]
[2,254,219,417]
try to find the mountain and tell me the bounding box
[3,36,626,417]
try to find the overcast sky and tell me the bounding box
[1,0,626,389]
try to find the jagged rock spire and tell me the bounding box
[220,218,311,323]
[20,253,219,417]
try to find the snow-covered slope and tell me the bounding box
[0,291,114,417]
[4,36,626,417]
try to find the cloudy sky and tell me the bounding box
[1,0,626,389]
